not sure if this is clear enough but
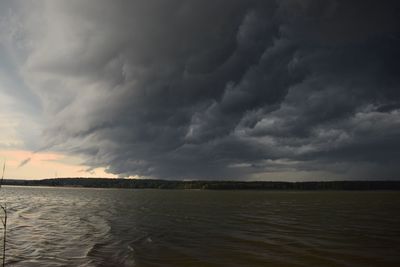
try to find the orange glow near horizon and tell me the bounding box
[0,149,118,179]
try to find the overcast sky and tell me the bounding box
[0,0,399,180]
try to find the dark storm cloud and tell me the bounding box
[14,0,400,179]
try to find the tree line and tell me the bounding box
[3,178,400,190]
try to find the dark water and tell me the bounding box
[0,186,399,267]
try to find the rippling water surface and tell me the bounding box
[0,186,399,266]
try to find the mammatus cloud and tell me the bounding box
[1,0,400,180]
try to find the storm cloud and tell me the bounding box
[2,0,400,180]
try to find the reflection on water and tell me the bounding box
[1,186,399,266]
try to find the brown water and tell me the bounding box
[0,186,399,266]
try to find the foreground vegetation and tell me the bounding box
[2,178,400,190]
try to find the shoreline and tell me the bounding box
[3,178,400,191]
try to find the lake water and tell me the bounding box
[0,186,399,266]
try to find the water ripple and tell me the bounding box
[0,187,399,266]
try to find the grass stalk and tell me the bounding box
[0,161,6,266]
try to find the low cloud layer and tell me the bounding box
[1,0,400,180]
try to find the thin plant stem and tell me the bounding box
[0,161,6,266]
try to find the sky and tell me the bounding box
[0,0,399,180]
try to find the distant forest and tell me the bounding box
[3,178,400,190]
